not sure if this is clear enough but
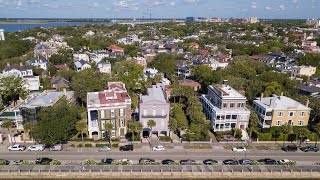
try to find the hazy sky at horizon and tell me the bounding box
[0,0,319,19]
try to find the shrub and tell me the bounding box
[51,160,61,165]
[159,136,171,142]
[96,144,110,147]
[70,144,75,147]
[21,161,34,165]
[40,162,50,165]
[84,160,97,165]
[258,133,272,141]
[0,160,8,165]
[77,144,83,147]
[111,143,119,148]
[125,132,141,141]
[84,143,93,147]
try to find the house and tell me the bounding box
[106,44,124,55]
[296,83,320,97]
[74,60,91,72]
[139,83,170,137]
[34,43,58,58]
[83,30,95,37]
[178,79,201,92]
[97,61,111,74]
[87,82,131,139]
[1,63,40,91]
[200,80,250,132]
[51,76,70,90]
[27,55,48,70]
[73,52,90,62]
[190,42,199,49]
[54,63,70,71]
[90,51,110,63]
[134,56,147,69]
[291,66,317,78]
[252,94,311,128]
[145,68,159,78]
[176,66,192,78]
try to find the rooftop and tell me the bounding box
[141,83,167,103]
[254,95,311,111]
[210,81,246,99]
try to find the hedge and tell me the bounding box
[96,143,109,147]
[258,133,272,141]
[159,136,171,141]
[84,143,93,147]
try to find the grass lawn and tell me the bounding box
[183,145,212,149]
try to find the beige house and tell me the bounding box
[291,66,317,78]
[253,94,311,128]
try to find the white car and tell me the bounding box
[232,147,247,152]
[27,144,45,151]
[277,159,294,164]
[8,144,26,151]
[120,159,133,164]
[153,145,165,151]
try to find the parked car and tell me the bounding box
[49,145,63,151]
[28,144,45,151]
[98,146,111,152]
[101,158,113,164]
[282,145,297,152]
[162,159,175,165]
[0,159,10,165]
[232,147,246,152]
[257,158,277,165]
[13,160,23,165]
[203,159,218,165]
[301,146,319,152]
[139,158,155,164]
[8,144,26,151]
[119,159,133,164]
[277,159,294,164]
[119,145,133,151]
[223,159,239,165]
[153,145,165,151]
[180,159,196,165]
[35,157,52,164]
[239,159,254,165]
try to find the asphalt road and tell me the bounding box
[1,149,320,164]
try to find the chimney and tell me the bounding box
[260,93,264,101]
[306,99,309,107]
[63,88,67,94]
[269,99,272,107]
[222,80,228,87]
[6,62,10,67]
[19,62,23,66]
[280,92,283,96]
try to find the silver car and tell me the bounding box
[98,146,111,152]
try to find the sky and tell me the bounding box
[0,0,319,19]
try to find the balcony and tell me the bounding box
[90,120,98,128]
[141,114,167,118]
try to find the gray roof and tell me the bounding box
[254,95,311,111]
[75,59,89,68]
[141,84,167,103]
[296,83,320,93]
[29,55,48,64]
[3,64,33,72]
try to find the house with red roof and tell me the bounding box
[178,79,201,92]
[190,42,199,49]
[87,82,131,140]
[106,44,124,54]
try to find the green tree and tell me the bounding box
[23,122,33,140]
[104,123,114,146]
[148,53,177,79]
[295,128,310,147]
[263,81,283,97]
[0,76,27,105]
[171,104,188,133]
[32,98,81,145]
[127,120,143,143]
[281,124,293,147]
[271,129,281,143]
[147,119,156,131]
[313,123,320,147]
[249,111,259,128]
[191,65,213,86]
[2,120,14,144]
[75,121,88,145]
[246,126,254,146]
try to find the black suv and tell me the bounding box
[257,158,277,165]
[180,159,196,165]
[139,158,155,164]
[119,145,133,151]
[283,145,298,152]
[101,158,113,164]
[301,146,319,152]
[162,159,174,165]
[223,159,239,165]
[203,159,218,165]
[36,157,52,164]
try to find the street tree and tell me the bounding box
[104,123,114,146]
[313,123,320,147]
[271,129,281,143]
[147,119,156,131]
[295,128,310,147]
[2,120,14,144]
[23,122,33,140]
[191,65,213,86]
[75,121,88,145]
[0,76,26,106]
[127,121,143,143]
[148,53,177,79]
[281,124,293,147]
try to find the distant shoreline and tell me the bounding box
[0,21,48,25]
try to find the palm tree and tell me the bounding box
[271,129,281,143]
[2,120,13,144]
[281,124,293,147]
[75,121,88,145]
[128,121,143,143]
[313,123,320,147]
[104,123,114,146]
[295,128,310,147]
[23,122,33,140]
[147,119,156,131]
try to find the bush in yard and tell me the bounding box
[0,160,8,165]
[159,136,171,141]
[21,161,34,165]
[84,143,93,147]
[84,160,97,165]
[96,144,110,147]
[258,133,272,141]
[51,159,61,165]
[77,144,83,147]
[70,144,75,147]
[40,161,50,165]
[111,143,119,148]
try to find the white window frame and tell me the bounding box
[278,112,283,117]
[111,119,115,127]
[120,119,125,127]
[289,112,294,117]
[300,112,305,117]
[152,110,156,117]
[298,120,304,126]
[143,110,147,116]
[100,110,105,119]
[276,120,281,126]
[120,109,124,117]
[111,109,115,118]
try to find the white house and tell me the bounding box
[0,29,4,41]
[73,52,90,62]
[74,60,91,72]
[90,51,110,64]
[97,61,111,74]
[27,55,48,70]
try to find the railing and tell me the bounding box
[141,115,167,118]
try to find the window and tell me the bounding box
[120,119,125,127]
[161,109,165,116]
[120,109,124,117]
[289,112,294,117]
[230,103,235,108]
[153,110,156,116]
[266,112,272,116]
[231,123,236,128]
[111,120,115,127]
[298,120,304,126]
[276,120,281,126]
[100,110,105,119]
[223,103,227,108]
[300,112,305,117]
[143,110,147,116]
[111,110,115,118]
[226,115,231,119]
[232,115,237,119]
[287,120,293,126]
[278,112,283,117]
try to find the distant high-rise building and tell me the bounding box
[247,17,258,24]
[0,29,5,41]
[306,19,320,28]
[186,17,195,22]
